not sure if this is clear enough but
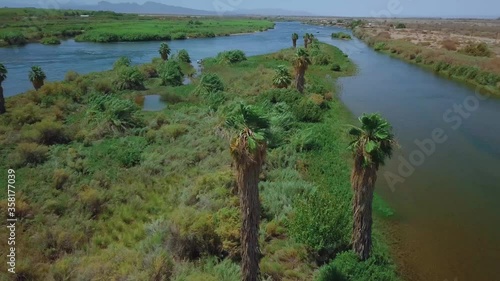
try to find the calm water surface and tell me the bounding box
[1,22,499,281]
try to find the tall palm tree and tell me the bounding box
[303,33,309,49]
[0,63,7,114]
[292,33,299,48]
[272,65,292,89]
[159,43,171,61]
[293,48,311,93]
[226,104,270,281]
[348,113,395,261]
[28,66,46,91]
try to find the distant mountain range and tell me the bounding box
[1,1,314,16]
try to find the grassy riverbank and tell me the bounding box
[354,27,500,96]
[0,8,274,46]
[0,42,399,280]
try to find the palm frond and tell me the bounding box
[348,113,395,167]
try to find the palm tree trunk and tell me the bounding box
[351,153,377,261]
[0,86,5,114]
[295,70,305,93]
[235,149,264,281]
[304,39,308,49]
[33,80,44,91]
[292,39,297,48]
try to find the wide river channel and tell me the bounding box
[1,21,499,281]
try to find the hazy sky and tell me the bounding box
[8,0,500,17]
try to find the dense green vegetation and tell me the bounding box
[0,8,275,46]
[0,42,399,280]
[331,32,352,40]
[354,28,500,95]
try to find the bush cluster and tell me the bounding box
[331,32,352,40]
[159,60,184,86]
[216,50,247,64]
[459,42,492,57]
[113,66,145,90]
[40,37,61,45]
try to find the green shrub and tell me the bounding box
[9,103,42,127]
[290,127,322,152]
[157,124,189,142]
[160,92,185,104]
[266,103,297,148]
[94,79,114,94]
[138,63,158,78]
[65,70,79,82]
[41,37,61,45]
[172,258,240,281]
[259,88,302,106]
[395,23,406,29]
[216,50,247,64]
[331,32,352,40]
[293,98,324,122]
[373,42,387,51]
[113,66,145,90]
[330,64,341,72]
[459,42,492,57]
[53,169,70,190]
[214,207,241,259]
[313,54,331,65]
[85,95,144,136]
[177,49,191,63]
[9,142,50,167]
[79,187,106,218]
[315,250,400,281]
[29,119,70,145]
[43,199,67,216]
[121,138,147,167]
[166,207,222,260]
[1,32,26,45]
[433,61,451,72]
[205,91,227,111]
[195,73,225,94]
[113,56,132,70]
[159,60,184,86]
[260,176,315,221]
[172,33,187,40]
[288,190,350,261]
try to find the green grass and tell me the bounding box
[0,43,399,280]
[0,8,275,46]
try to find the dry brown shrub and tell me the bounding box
[441,39,458,51]
[482,57,500,73]
[377,31,391,40]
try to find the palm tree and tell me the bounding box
[272,65,292,89]
[293,48,311,93]
[28,66,46,91]
[226,104,270,281]
[348,113,395,261]
[303,33,309,49]
[308,33,315,44]
[292,33,299,48]
[159,43,171,61]
[0,63,7,114]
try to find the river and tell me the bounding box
[1,22,499,281]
